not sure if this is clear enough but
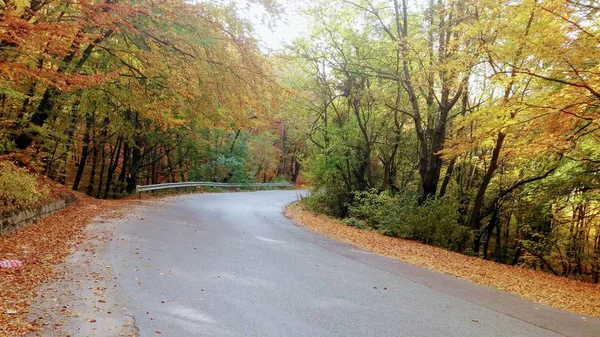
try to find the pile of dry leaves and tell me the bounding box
[286,202,600,318]
[0,196,127,336]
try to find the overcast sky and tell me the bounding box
[222,0,427,52]
[222,0,308,52]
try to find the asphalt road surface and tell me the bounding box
[109,190,600,337]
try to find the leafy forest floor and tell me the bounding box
[0,192,132,336]
[285,202,600,318]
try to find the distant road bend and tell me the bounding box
[108,190,600,337]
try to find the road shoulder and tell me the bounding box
[285,201,600,320]
[26,211,140,337]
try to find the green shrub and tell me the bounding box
[342,217,369,229]
[303,186,352,218]
[0,162,48,212]
[0,133,13,153]
[348,189,473,252]
[347,189,391,229]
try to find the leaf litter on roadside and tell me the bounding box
[0,195,131,336]
[285,202,600,318]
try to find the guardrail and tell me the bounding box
[135,181,294,193]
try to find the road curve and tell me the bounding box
[109,191,600,337]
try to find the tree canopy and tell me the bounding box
[2,0,600,282]
[282,0,600,282]
[1,0,290,197]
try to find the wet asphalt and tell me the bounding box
[109,190,600,337]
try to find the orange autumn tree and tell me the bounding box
[1,0,123,148]
[1,0,287,195]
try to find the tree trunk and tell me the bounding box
[118,141,130,193]
[151,147,158,184]
[60,95,84,185]
[469,132,506,256]
[126,140,142,193]
[291,156,301,184]
[72,109,95,191]
[96,145,107,198]
[439,157,456,198]
[165,145,177,182]
[103,136,122,199]
[483,206,499,260]
[512,242,522,266]
[86,136,98,195]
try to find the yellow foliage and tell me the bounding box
[0,162,47,214]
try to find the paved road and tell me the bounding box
[109,191,600,337]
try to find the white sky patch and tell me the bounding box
[212,0,430,52]
[218,0,308,52]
